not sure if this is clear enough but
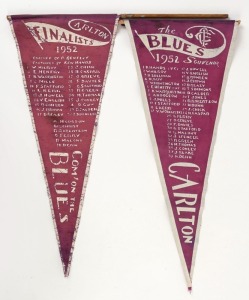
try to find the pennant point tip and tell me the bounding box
[188,286,192,293]
[63,264,71,277]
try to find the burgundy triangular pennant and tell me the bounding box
[126,19,238,288]
[9,14,118,276]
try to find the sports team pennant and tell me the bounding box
[9,14,118,276]
[126,19,238,289]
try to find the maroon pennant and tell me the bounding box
[126,19,238,288]
[9,14,118,276]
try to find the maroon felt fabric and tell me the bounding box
[128,19,236,283]
[10,14,118,275]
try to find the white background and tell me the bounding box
[0,1,248,299]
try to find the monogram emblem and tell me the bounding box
[195,27,215,47]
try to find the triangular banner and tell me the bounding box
[126,19,238,288]
[9,14,118,276]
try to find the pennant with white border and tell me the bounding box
[126,19,238,289]
[9,14,118,276]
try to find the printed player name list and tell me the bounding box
[26,55,102,149]
[142,65,215,160]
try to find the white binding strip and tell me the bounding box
[64,15,120,276]
[9,16,63,272]
[125,19,192,289]
[190,21,239,279]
